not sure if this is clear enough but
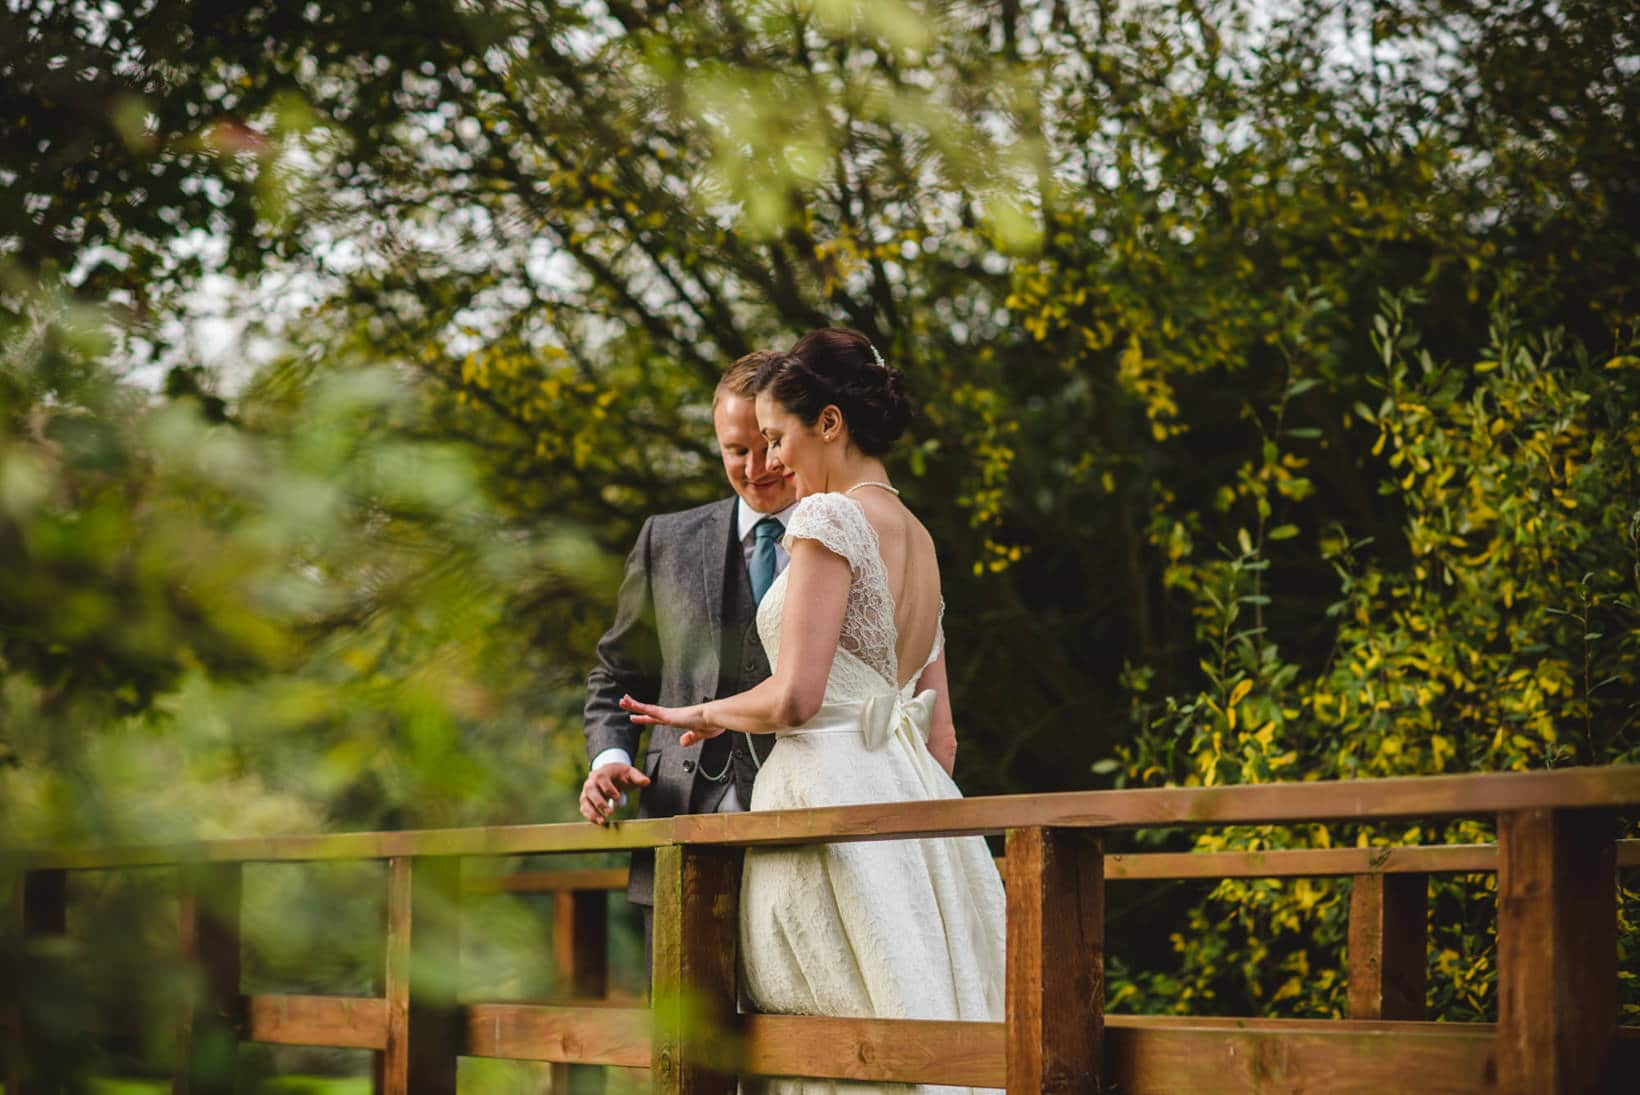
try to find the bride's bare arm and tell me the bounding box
[916,647,957,776]
[620,539,850,739]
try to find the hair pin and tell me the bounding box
[869,342,886,368]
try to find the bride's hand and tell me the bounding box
[619,695,726,746]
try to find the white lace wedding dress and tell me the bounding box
[740,492,1006,1095]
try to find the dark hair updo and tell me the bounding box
[753,328,913,457]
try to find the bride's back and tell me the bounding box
[757,327,937,687]
[851,489,942,688]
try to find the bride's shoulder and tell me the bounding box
[786,492,877,565]
[791,491,865,522]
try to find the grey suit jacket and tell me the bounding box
[584,496,773,905]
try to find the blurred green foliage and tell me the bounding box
[1,0,1637,1080]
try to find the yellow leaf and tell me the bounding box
[1229,679,1253,708]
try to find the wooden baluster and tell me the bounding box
[651,845,741,1095]
[375,856,463,1095]
[4,868,68,1095]
[175,863,243,1095]
[551,887,609,1094]
[1497,808,1617,1095]
[376,856,411,1095]
[1346,872,1427,1019]
[1005,827,1104,1094]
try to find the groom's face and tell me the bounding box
[715,393,796,514]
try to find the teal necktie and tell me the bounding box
[749,517,783,603]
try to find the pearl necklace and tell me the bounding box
[845,480,900,497]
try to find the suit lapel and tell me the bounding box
[697,497,738,691]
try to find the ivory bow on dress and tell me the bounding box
[858,688,937,750]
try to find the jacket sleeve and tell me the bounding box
[584,517,663,765]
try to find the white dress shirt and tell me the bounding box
[591,499,795,812]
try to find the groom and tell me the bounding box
[581,349,796,963]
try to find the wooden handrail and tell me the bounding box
[15,765,1640,871]
[5,765,1637,1094]
[475,839,1640,895]
[670,765,1640,846]
[9,996,1640,1070]
[1109,838,1640,878]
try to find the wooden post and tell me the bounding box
[375,856,463,1095]
[1496,808,1617,1095]
[651,844,740,1095]
[4,869,68,1095]
[175,863,243,1095]
[1346,872,1427,1019]
[551,888,609,1095]
[377,856,412,1095]
[1005,827,1104,1094]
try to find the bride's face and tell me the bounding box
[756,391,831,498]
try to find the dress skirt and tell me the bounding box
[739,698,1006,1095]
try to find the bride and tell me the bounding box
[620,328,1005,1094]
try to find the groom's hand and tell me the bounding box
[579,762,651,826]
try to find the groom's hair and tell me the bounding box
[713,349,783,410]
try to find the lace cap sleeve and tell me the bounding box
[783,492,878,572]
[917,597,946,681]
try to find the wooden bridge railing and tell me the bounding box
[493,837,1640,1030]
[5,766,1639,1093]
